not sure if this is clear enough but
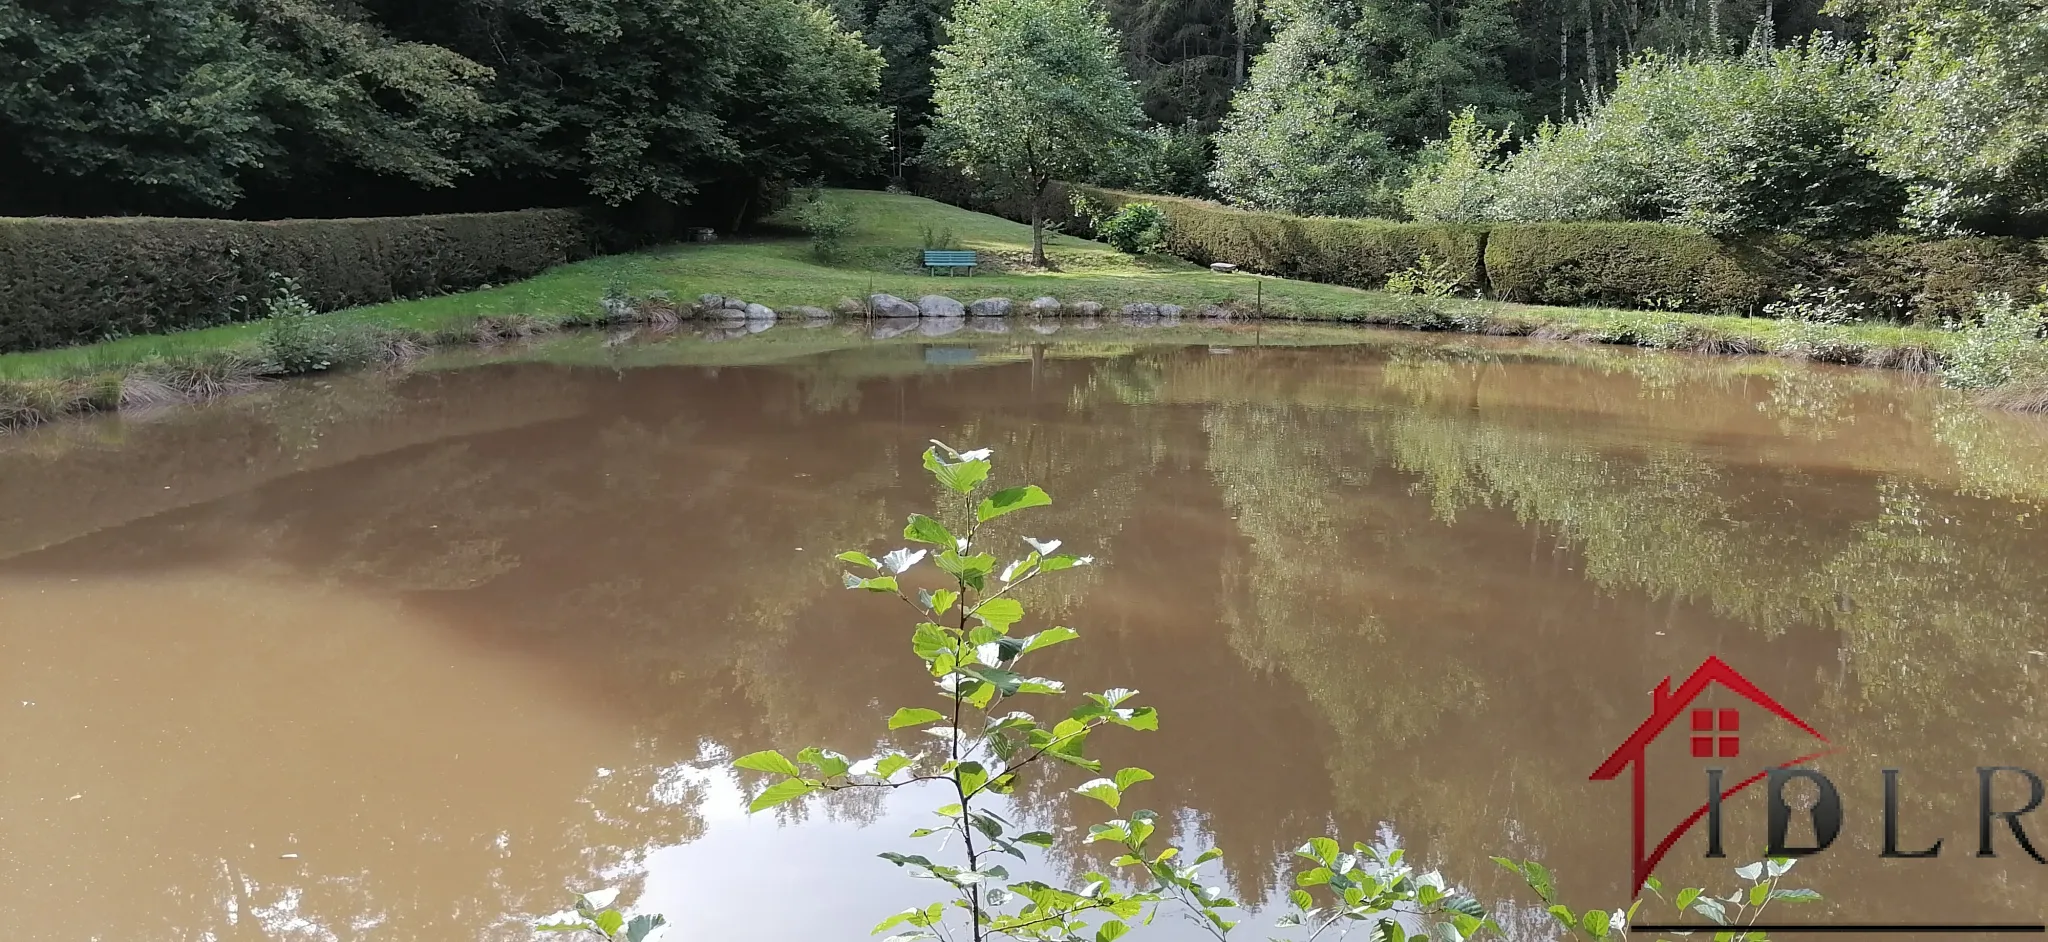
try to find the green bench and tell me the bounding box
[921,249,978,276]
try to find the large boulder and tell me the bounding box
[790,305,833,319]
[1121,302,1160,317]
[1197,304,1237,320]
[1158,304,1184,319]
[1069,301,1104,317]
[870,294,920,318]
[1028,296,1063,316]
[969,298,1013,317]
[918,295,966,318]
[744,303,777,321]
[833,297,867,316]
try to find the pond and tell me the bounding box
[4,322,2047,941]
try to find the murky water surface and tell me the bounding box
[6,323,2048,941]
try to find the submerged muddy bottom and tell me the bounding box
[3,324,2046,941]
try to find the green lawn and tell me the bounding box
[0,189,1956,384]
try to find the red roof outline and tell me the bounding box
[1588,655,1833,894]
[1592,655,1827,780]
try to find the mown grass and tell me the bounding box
[0,188,1987,428]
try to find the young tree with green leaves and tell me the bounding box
[926,0,1146,266]
[1209,0,1521,218]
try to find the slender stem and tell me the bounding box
[953,517,984,942]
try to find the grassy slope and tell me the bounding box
[0,190,1953,381]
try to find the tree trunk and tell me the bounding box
[1030,188,1047,268]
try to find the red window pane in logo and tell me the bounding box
[1692,709,1740,758]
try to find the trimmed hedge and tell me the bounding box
[1764,235,2048,324]
[1485,222,1778,315]
[0,209,599,353]
[1078,187,1486,290]
[959,184,2048,321]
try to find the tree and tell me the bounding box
[0,0,494,213]
[1208,0,1522,218]
[927,0,1145,266]
[1839,0,2048,233]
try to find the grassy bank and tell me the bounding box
[0,189,1971,430]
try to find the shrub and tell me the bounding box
[0,209,598,354]
[1491,40,1900,238]
[1077,186,1485,290]
[792,189,857,260]
[1385,253,1462,299]
[1401,108,1510,223]
[1097,202,1167,255]
[1944,289,2048,390]
[1485,222,1774,314]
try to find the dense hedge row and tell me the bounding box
[1061,186,2046,320]
[0,209,599,353]
[1484,223,1772,314]
[1080,188,1486,290]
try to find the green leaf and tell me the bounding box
[1095,920,1129,942]
[1296,867,1333,887]
[1195,848,1223,865]
[905,514,956,547]
[1113,767,1153,792]
[1443,896,1485,918]
[590,910,624,939]
[851,575,900,593]
[1771,888,1823,903]
[924,589,959,616]
[977,485,1052,522]
[874,909,920,934]
[889,707,947,730]
[924,447,991,495]
[1299,837,1340,866]
[1676,888,1700,909]
[798,747,850,778]
[1748,883,1771,907]
[1581,910,1610,939]
[734,751,800,776]
[536,921,593,934]
[875,754,912,779]
[972,597,1025,631]
[748,778,816,813]
[1522,860,1556,903]
[911,623,952,660]
[1076,778,1122,809]
[1023,626,1079,653]
[1038,554,1094,572]
[1016,831,1056,847]
[958,761,991,795]
[1546,905,1575,930]
[1290,889,1313,910]
[838,551,878,568]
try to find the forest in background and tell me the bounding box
[2,0,2043,238]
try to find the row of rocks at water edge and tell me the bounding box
[691,293,1245,321]
[860,294,1241,321]
[685,314,1229,342]
[693,295,833,321]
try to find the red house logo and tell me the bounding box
[1589,655,1837,893]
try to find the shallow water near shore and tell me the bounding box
[4,321,2047,941]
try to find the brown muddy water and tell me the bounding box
[4,322,2048,941]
